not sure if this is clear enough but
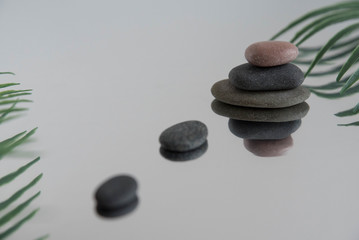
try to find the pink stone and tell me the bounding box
[245,41,298,67]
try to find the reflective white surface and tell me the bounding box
[2,0,359,239]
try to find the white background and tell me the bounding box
[1,0,359,239]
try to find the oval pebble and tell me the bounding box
[95,175,138,212]
[229,63,304,91]
[228,119,301,140]
[211,79,310,108]
[159,120,208,152]
[245,41,298,67]
[211,100,309,122]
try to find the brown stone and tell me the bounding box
[245,41,298,67]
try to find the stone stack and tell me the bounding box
[211,41,310,157]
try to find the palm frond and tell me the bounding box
[0,174,42,212]
[0,192,40,227]
[0,157,40,187]
[0,72,14,75]
[310,83,359,99]
[0,209,39,239]
[271,1,359,40]
[338,121,359,126]
[304,23,359,77]
[335,102,359,116]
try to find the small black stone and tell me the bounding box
[160,141,208,161]
[228,119,302,140]
[95,175,138,212]
[229,63,304,91]
[159,120,208,152]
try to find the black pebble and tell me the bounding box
[159,120,208,152]
[229,63,304,91]
[228,119,302,140]
[95,175,138,218]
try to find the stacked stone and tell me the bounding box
[211,41,311,157]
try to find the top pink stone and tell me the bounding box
[245,41,298,67]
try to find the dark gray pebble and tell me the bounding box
[228,119,302,140]
[160,141,208,161]
[229,63,304,91]
[159,120,208,152]
[95,175,138,217]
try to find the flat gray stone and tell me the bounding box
[211,79,310,108]
[229,63,304,91]
[211,100,309,122]
[159,120,208,152]
[228,119,301,140]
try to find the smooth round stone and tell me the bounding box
[211,79,310,108]
[228,119,301,140]
[211,100,309,122]
[245,41,298,67]
[160,141,208,162]
[95,175,138,211]
[159,120,208,152]
[229,63,304,91]
[243,136,293,157]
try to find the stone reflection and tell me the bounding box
[211,100,309,157]
[160,141,208,162]
[243,137,293,157]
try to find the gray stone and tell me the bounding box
[211,79,310,108]
[229,63,304,91]
[228,119,301,140]
[211,100,309,122]
[159,120,208,152]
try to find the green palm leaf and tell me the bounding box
[0,72,14,75]
[338,121,359,126]
[299,35,359,53]
[295,44,356,65]
[340,67,359,93]
[0,83,19,89]
[0,128,38,159]
[297,12,359,46]
[271,1,359,40]
[304,81,344,90]
[304,23,359,77]
[291,10,358,43]
[0,174,42,211]
[0,209,39,240]
[337,44,359,81]
[0,192,40,227]
[310,83,359,99]
[0,157,40,187]
[335,102,359,116]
